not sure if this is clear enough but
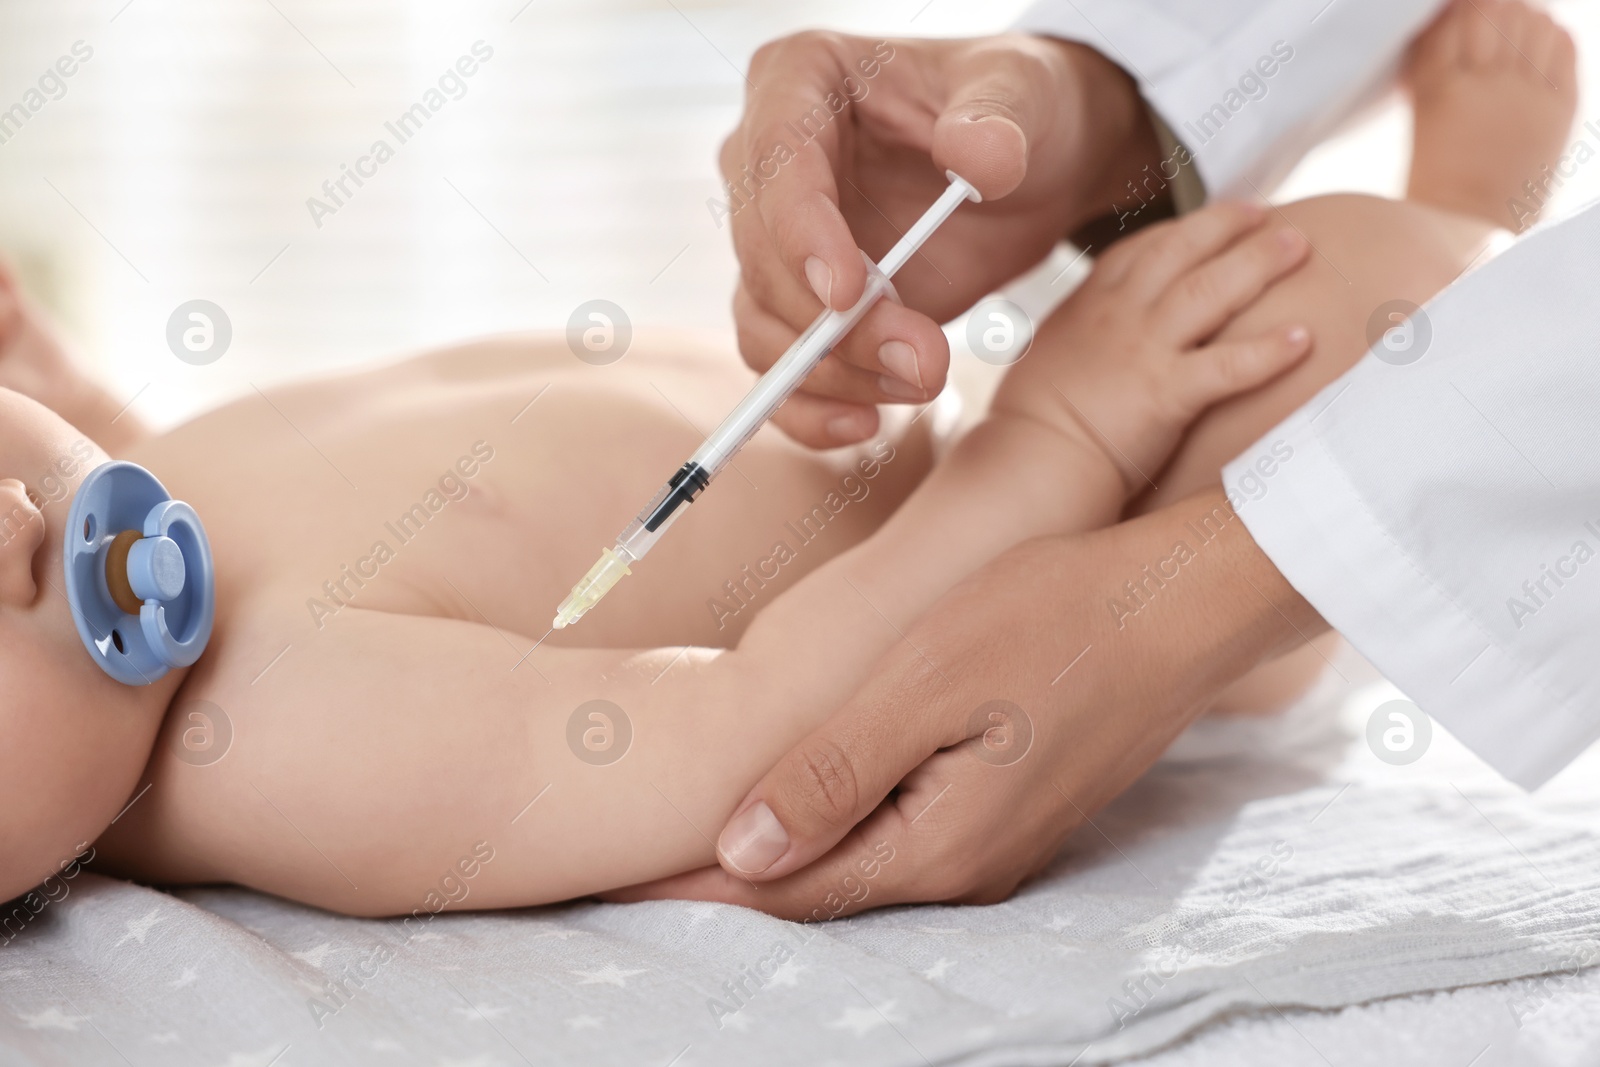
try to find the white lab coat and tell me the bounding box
[1019,0,1599,788]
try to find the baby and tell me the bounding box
[0,0,1573,918]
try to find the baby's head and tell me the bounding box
[0,388,178,902]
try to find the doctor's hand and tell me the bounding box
[725,32,1159,449]
[606,489,1326,917]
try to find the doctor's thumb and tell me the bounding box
[715,692,945,881]
[931,46,1055,201]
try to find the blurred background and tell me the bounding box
[0,0,1595,429]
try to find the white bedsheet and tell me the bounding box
[6,658,1600,1067]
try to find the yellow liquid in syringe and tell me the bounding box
[552,546,633,629]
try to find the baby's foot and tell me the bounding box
[1404,0,1578,231]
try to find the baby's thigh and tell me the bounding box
[1131,195,1500,711]
[1133,193,1499,516]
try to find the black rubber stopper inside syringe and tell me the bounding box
[643,462,712,531]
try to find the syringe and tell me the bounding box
[552,170,982,629]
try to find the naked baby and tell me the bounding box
[0,0,1573,919]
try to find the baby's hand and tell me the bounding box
[991,202,1311,494]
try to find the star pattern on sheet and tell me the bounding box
[915,925,963,935]
[719,1009,754,1032]
[149,1031,181,1044]
[682,902,724,924]
[826,999,902,1037]
[170,966,200,988]
[17,1006,89,1031]
[370,1037,405,1052]
[1122,915,1179,943]
[530,930,585,941]
[565,1014,603,1030]
[921,958,955,981]
[1045,913,1075,933]
[766,958,805,988]
[113,907,165,947]
[571,965,646,987]
[291,943,333,968]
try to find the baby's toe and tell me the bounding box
[1525,10,1578,91]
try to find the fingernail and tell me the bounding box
[719,801,789,875]
[877,340,922,389]
[804,256,833,308]
[877,374,924,401]
[826,413,868,442]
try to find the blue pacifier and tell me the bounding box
[62,462,215,685]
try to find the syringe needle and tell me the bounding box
[552,170,982,628]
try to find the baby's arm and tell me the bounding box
[730,201,1312,700]
[0,263,149,454]
[104,205,1310,915]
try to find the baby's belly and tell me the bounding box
[130,334,928,653]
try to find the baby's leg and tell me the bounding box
[1135,194,1499,511]
[1130,193,1497,710]
[1132,0,1576,712]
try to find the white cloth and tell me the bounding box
[1227,204,1600,789]
[8,676,1600,1066]
[1013,0,1445,197]
[1021,0,1600,788]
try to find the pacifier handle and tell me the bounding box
[63,462,215,686]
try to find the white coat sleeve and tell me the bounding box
[1013,0,1445,199]
[1223,202,1600,789]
